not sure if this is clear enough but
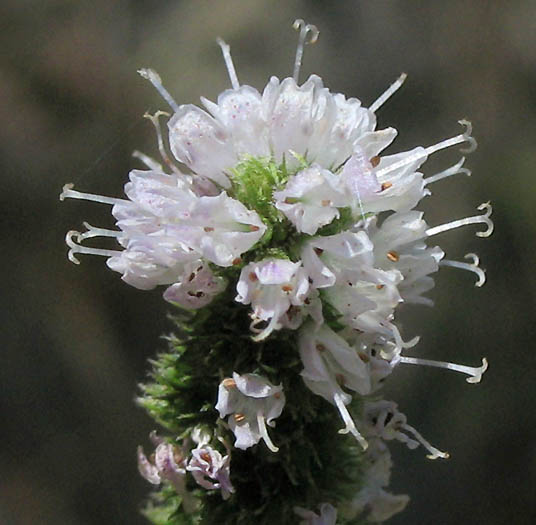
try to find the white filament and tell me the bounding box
[400,423,450,460]
[216,38,240,90]
[144,111,181,175]
[334,393,368,450]
[60,183,127,206]
[132,150,163,171]
[398,355,488,384]
[376,120,476,179]
[425,157,471,186]
[256,411,279,453]
[440,253,486,287]
[292,19,319,83]
[65,231,122,265]
[369,73,408,114]
[426,202,493,238]
[137,68,180,113]
[77,222,121,242]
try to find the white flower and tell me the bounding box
[294,503,338,525]
[187,444,235,500]
[163,261,226,309]
[236,258,310,340]
[137,431,197,513]
[299,323,370,449]
[346,439,409,523]
[273,164,349,235]
[362,400,449,460]
[215,372,285,453]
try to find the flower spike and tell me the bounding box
[440,253,486,287]
[369,73,408,113]
[292,19,319,82]
[217,38,240,90]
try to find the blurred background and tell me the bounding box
[1,0,535,523]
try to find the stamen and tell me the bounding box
[375,120,477,179]
[256,411,279,453]
[424,157,471,185]
[426,202,493,238]
[440,253,486,287]
[143,111,182,175]
[398,355,488,384]
[65,231,122,265]
[59,183,127,206]
[132,150,163,171]
[216,38,240,90]
[77,222,122,242]
[400,423,450,460]
[369,73,408,113]
[292,19,319,83]
[334,393,368,450]
[137,68,180,113]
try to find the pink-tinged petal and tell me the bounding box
[168,105,235,188]
[137,446,161,484]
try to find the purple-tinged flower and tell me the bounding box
[137,432,197,513]
[299,324,370,449]
[273,164,349,235]
[163,261,226,309]
[215,372,285,453]
[294,503,338,525]
[236,258,310,340]
[187,444,235,500]
[347,439,409,523]
[362,400,449,460]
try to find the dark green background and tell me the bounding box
[2,1,535,523]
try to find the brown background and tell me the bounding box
[1,1,535,523]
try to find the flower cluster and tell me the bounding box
[62,19,491,522]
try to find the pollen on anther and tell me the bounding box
[387,250,400,262]
[381,182,393,191]
[234,413,246,423]
[222,378,237,388]
[282,284,293,292]
[371,156,381,168]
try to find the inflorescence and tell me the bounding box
[61,19,491,523]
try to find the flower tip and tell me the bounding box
[476,202,493,237]
[65,231,81,264]
[458,119,477,153]
[466,357,488,384]
[60,183,74,201]
[427,450,450,460]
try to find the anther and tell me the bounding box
[292,19,319,83]
[281,284,294,292]
[249,272,258,282]
[386,250,400,262]
[232,258,242,266]
[216,38,240,90]
[204,227,215,232]
[380,182,392,191]
[249,225,260,232]
[222,378,236,388]
[370,156,381,168]
[234,413,246,423]
[138,68,180,113]
[369,72,408,113]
